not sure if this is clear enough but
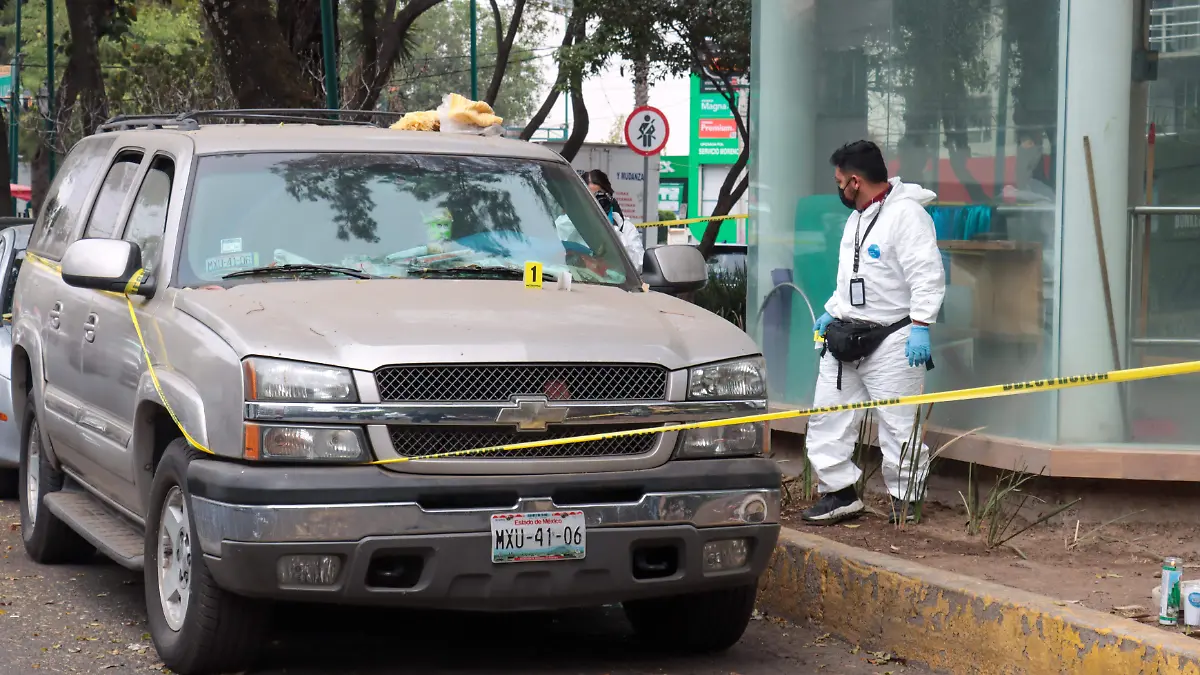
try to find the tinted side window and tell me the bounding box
[123,157,174,276]
[83,152,144,240]
[28,136,118,260]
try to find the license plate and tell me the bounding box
[490,511,586,563]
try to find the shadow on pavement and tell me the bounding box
[254,603,700,674]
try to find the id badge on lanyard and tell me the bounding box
[849,278,866,306]
[849,204,883,308]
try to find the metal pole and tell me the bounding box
[45,0,54,180]
[641,153,650,252]
[10,0,21,216]
[320,0,339,110]
[469,0,478,100]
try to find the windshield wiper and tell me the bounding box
[410,265,556,281]
[223,264,372,280]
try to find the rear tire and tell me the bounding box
[19,398,94,563]
[623,584,758,653]
[144,439,270,675]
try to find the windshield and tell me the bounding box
[177,152,637,288]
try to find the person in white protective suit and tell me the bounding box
[803,140,946,526]
[585,169,644,271]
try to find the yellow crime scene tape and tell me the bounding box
[633,213,748,229]
[25,253,1200,466]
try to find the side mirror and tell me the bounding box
[641,245,708,295]
[61,239,155,297]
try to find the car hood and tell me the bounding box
[173,279,758,372]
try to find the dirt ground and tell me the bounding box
[782,490,1200,638]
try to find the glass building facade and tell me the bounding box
[749,0,1200,450]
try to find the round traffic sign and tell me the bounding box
[624,106,670,157]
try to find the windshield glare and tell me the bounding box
[178,152,636,288]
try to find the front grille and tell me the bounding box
[375,364,668,402]
[387,425,659,459]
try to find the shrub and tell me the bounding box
[693,265,746,330]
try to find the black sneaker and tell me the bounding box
[888,498,916,524]
[801,487,864,525]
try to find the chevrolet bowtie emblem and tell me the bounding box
[496,397,568,431]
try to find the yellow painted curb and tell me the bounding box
[759,528,1200,675]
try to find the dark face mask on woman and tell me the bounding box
[836,177,860,211]
[595,190,616,213]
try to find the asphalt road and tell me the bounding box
[0,499,931,675]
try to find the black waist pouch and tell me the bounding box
[822,317,932,389]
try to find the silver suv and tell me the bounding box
[10,111,781,675]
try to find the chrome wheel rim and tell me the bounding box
[157,486,192,631]
[25,419,40,527]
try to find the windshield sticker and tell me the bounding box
[205,252,260,274]
[220,237,243,254]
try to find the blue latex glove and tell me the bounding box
[814,312,834,337]
[906,325,931,367]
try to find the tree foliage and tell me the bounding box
[387,0,550,122]
[576,0,750,254]
[0,0,747,227]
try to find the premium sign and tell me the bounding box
[698,118,737,140]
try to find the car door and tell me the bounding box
[78,153,172,509]
[50,149,146,493]
[28,136,120,464]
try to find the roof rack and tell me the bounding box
[97,109,408,133]
[97,114,200,133]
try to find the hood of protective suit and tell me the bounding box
[883,177,937,207]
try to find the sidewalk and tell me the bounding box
[760,528,1200,675]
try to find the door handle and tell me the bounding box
[83,313,98,343]
[48,301,62,330]
[78,414,107,435]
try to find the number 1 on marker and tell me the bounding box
[524,261,543,289]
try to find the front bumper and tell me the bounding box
[188,457,782,610]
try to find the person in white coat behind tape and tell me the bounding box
[803,140,946,526]
[585,169,644,272]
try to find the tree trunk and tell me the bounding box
[200,0,319,109]
[559,75,588,162]
[346,0,444,111]
[0,110,13,215]
[276,0,330,101]
[633,55,649,107]
[697,142,749,257]
[484,0,527,106]
[554,15,589,162]
[63,0,110,135]
[520,8,584,141]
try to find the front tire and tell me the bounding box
[19,398,94,563]
[623,584,758,653]
[144,439,270,675]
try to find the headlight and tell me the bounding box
[675,422,765,458]
[243,357,357,402]
[687,357,766,400]
[244,423,368,462]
